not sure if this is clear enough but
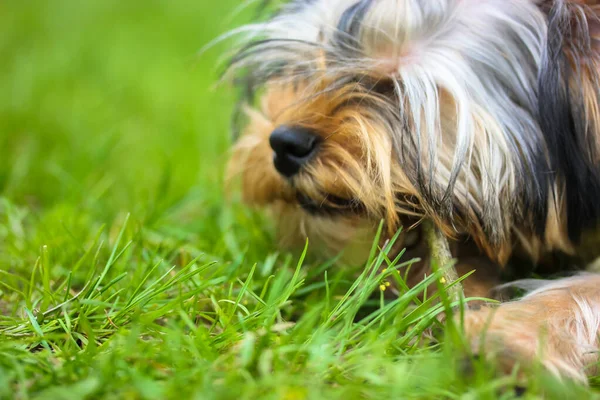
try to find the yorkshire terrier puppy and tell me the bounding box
[225,0,600,384]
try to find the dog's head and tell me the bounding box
[226,0,600,264]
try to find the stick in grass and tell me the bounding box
[422,219,464,304]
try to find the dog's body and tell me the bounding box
[226,0,600,383]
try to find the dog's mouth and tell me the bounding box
[295,192,366,216]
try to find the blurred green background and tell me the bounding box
[1,0,239,220]
[0,0,276,269]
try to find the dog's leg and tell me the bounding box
[462,274,600,383]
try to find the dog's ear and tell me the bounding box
[536,0,600,243]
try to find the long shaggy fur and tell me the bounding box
[224,0,600,382]
[227,0,600,264]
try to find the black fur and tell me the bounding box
[537,3,600,242]
[333,0,373,56]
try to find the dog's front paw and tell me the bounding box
[461,275,600,384]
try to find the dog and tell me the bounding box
[225,0,600,384]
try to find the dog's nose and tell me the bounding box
[269,126,320,177]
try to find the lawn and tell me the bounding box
[0,1,597,399]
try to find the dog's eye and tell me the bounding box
[404,229,421,249]
[348,76,396,97]
[369,79,396,96]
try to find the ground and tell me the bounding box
[0,1,598,399]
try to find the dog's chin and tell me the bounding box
[263,196,379,265]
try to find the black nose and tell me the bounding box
[269,126,320,177]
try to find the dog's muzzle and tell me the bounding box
[269,125,320,177]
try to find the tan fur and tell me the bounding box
[463,275,600,383]
[228,80,424,238]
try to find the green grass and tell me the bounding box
[0,1,598,399]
